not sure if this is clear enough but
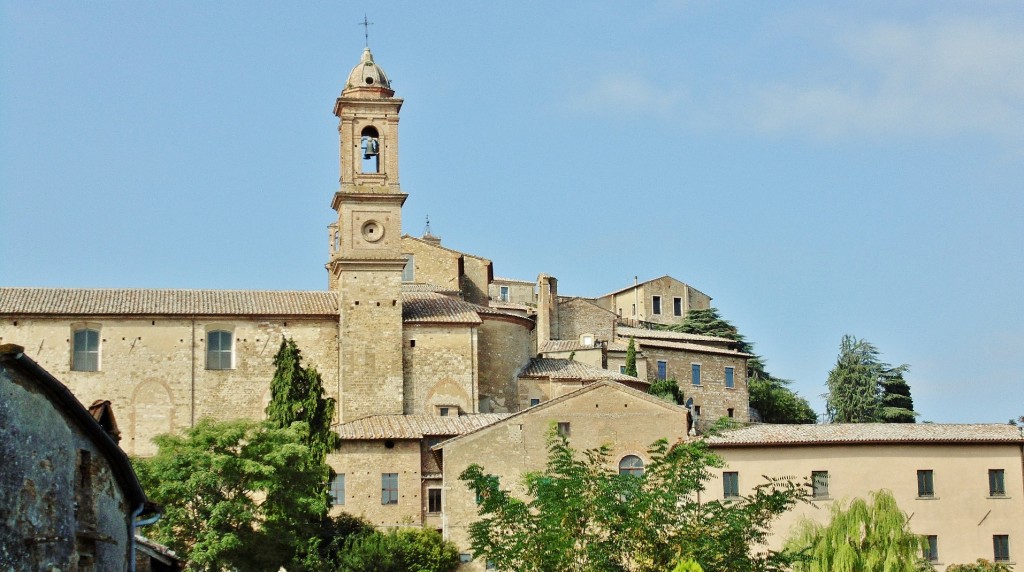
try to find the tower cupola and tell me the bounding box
[343,47,393,97]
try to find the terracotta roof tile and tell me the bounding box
[617,326,734,344]
[540,340,597,353]
[402,292,482,324]
[492,277,535,285]
[519,357,647,384]
[706,423,1024,447]
[336,413,510,439]
[401,283,461,295]
[631,338,753,358]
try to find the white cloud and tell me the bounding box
[568,76,685,120]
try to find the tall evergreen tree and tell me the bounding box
[266,337,340,462]
[624,337,638,377]
[669,308,816,424]
[825,335,916,423]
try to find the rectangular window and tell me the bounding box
[557,422,571,437]
[724,367,735,389]
[691,363,701,386]
[917,470,934,497]
[693,405,701,416]
[673,297,682,316]
[925,535,938,562]
[530,398,541,407]
[72,328,100,372]
[499,285,509,302]
[723,471,739,499]
[652,295,662,315]
[994,535,1009,562]
[402,255,415,282]
[381,473,399,505]
[812,471,829,499]
[989,469,1006,496]
[727,408,734,418]
[439,407,450,417]
[619,365,626,374]
[330,474,345,505]
[427,488,442,513]
[459,554,473,563]
[631,303,636,316]
[657,361,667,380]
[206,330,233,370]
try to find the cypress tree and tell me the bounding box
[624,337,638,377]
[266,337,339,463]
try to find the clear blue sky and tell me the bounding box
[2,2,1021,423]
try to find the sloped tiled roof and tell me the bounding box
[630,338,753,358]
[489,301,535,313]
[617,326,733,344]
[492,277,534,285]
[402,292,482,324]
[539,340,598,353]
[336,413,510,440]
[519,357,647,384]
[605,340,630,352]
[401,283,461,296]
[706,423,1024,448]
[401,234,491,262]
[0,287,337,316]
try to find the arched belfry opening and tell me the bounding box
[361,125,380,173]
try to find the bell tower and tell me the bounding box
[328,47,407,420]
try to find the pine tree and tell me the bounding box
[826,336,917,423]
[624,337,638,377]
[879,368,916,423]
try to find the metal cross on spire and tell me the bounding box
[358,14,373,47]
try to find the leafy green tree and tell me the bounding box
[266,337,340,462]
[946,560,1013,572]
[826,336,916,423]
[624,337,638,377]
[669,308,816,424]
[134,419,330,572]
[333,528,460,572]
[786,489,930,572]
[460,429,807,572]
[648,377,684,405]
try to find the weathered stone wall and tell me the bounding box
[401,236,461,292]
[488,280,535,305]
[557,298,615,342]
[640,346,748,422]
[460,256,491,307]
[440,383,690,570]
[476,317,533,413]
[598,277,713,326]
[328,439,422,528]
[402,324,477,415]
[606,349,649,379]
[539,347,603,369]
[0,316,339,455]
[1,362,132,570]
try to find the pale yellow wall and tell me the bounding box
[476,317,533,414]
[328,439,422,528]
[606,350,649,380]
[540,347,603,369]
[401,236,461,292]
[402,324,477,415]
[489,281,535,306]
[440,384,690,569]
[0,316,339,456]
[710,442,1024,570]
[460,257,491,307]
[600,277,712,326]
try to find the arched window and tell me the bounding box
[72,328,100,371]
[619,455,644,476]
[206,330,233,370]
[360,126,380,173]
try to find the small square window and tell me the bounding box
[989,469,1006,496]
[427,488,442,513]
[439,407,450,417]
[812,471,829,499]
[557,422,570,437]
[530,398,541,407]
[330,474,345,505]
[917,470,934,497]
[924,535,938,562]
[993,534,1009,562]
[652,295,662,315]
[381,473,399,505]
[691,363,701,386]
[723,471,739,499]
[725,367,735,389]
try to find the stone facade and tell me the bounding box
[476,317,533,414]
[595,275,711,326]
[488,277,535,306]
[402,323,478,416]
[401,235,493,307]
[556,297,616,343]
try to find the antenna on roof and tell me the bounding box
[358,14,374,47]
[422,215,441,245]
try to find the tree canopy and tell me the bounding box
[825,335,916,423]
[460,429,807,572]
[668,308,816,424]
[134,419,330,571]
[786,489,930,572]
[266,337,340,462]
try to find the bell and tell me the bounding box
[362,137,379,159]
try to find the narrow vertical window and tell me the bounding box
[723,471,739,498]
[725,367,735,389]
[381,473,399,505]
[206,330,233,370]
[812,471,829,499]
[989,469,1006,496]
[330,474,345,505]
[924,535,938,562]
[727,407,734,418]
[72,329,100,372]
[673,297,682,316]
[618,455,644,476]
[657,361,667,380]
[691,363,701,386]
[917,470,934,497]
[619,365,626,374]
[499,286,509,302]
[402,254,415,282]
[361,126,380,173]
[427,488,442,513]
[557,422,571,437]
[993,535,1009,562]
[652,296,661,315]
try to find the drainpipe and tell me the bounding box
[129,503,162,572]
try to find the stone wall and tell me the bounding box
[476,317,533,413]
[328,439,422,528]
[401,236,462,292]
[460,256,491,307]
[0,316,339,456]
[640,345,748,422]
[488,280,535,306]
[557,298,615,342]
[402,324,477,415]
